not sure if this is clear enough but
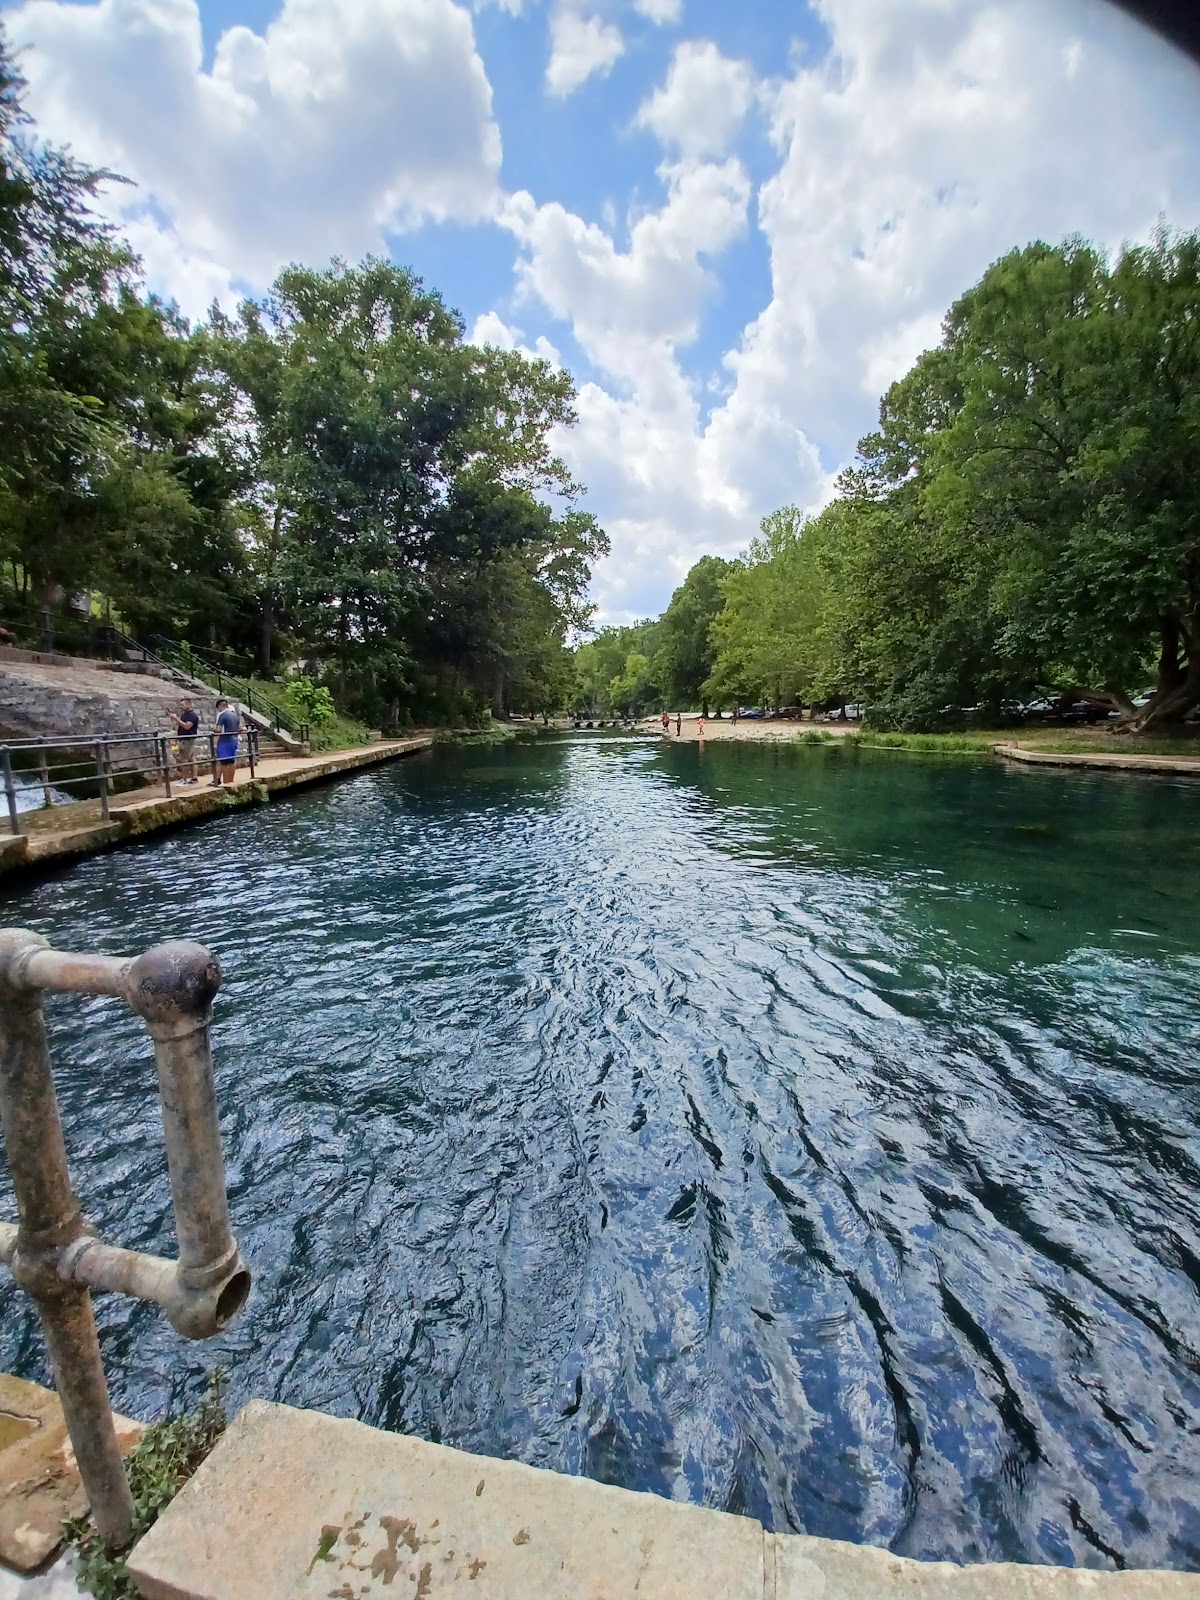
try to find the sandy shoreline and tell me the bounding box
[634,715,860,743]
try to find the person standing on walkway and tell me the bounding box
[675,712,681,737]
[697,714,706,741]
[212,699,240,787]
[661,710,670,736]
[167,696,200,785]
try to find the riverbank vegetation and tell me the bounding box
[576,228,1200,737]
[0,32,606,730]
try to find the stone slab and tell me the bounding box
[769,1533,1200,1596]
[994,743,1200,777]
[0,1374,141,1574]
[126,1400,767,1600]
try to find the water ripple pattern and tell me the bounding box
[2,736,1200,1570]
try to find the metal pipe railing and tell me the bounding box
[0,726,262,835]
[0,933,251,1549]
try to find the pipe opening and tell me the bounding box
[214,1269,251,1328]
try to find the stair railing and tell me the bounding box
[0,935,251,1549]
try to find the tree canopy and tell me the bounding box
[0,27,608,728]
[583,228,1200,734]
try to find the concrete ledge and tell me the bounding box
[0,741,433,880]
[995,743,1200,777]
[770,1533,1200,1596]
[0,1373,141,1574]
[127,1401,765,1600]
[0,837,28,872]
[125,1401,1200,1599]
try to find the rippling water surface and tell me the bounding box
[3,735,1200,1570]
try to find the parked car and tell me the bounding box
[738,707,766,719]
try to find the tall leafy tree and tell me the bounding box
[655,554,733,712]
[212,258,606,721]
[705,508,829,712]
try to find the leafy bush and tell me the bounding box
[281,676,336,726]
[66,1371,227,1600]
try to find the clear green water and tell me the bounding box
[2,735,1199,1569]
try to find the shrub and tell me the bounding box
[66,1371,227,1600]
[281,676,336,726]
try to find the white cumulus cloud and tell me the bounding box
[545,9,624,97]
[632,0,682,23]
[635,39,757,159]
[7,0,502,318]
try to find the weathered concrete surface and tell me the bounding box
[769,1533,1200,1596]
[0,653,217,743]
[126,1402,1200,1600]
[0,1374,141,1574]
[0,741,432,879]
[127,1401,766,1600]
[995,743,1200,777]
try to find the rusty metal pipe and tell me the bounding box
[59,1237,250,1340]
[20,948,132,998]
[0,929,252,1551]
[0,930,136,1549]
[125,943,245,1294]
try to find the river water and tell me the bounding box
[2,734,1199,1570]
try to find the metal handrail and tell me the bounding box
[0,934,250,1549]
[0,727,262,836]
[148,635,308,740]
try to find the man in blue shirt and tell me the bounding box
[212,699,241,787]
[167,696,201,785]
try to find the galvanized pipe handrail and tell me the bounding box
[0,932,251,1549]
[1,726,261,835]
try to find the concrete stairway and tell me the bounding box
[0,650,294,755]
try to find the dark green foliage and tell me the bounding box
[667,228,1200,734]
[0,31,606,727]
[65,1372,227,1600]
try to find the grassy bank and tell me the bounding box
[1008,731,1200,759]
[847,730,998,755]
[308,712,373,752]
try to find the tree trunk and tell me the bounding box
[1130,651,1200,729]
[260,595,275,674]
[1117,614,1200,731]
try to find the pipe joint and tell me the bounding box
[126,942,221,1028]
[60,1236,251,1341]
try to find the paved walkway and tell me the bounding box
[995,742,1200,776]
[0,740,433,879]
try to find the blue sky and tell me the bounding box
[5,0,1200,621]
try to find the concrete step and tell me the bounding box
[0,1373,140,1575]
[125,1401,1200,1599]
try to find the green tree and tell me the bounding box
[705,507,831,712]
[820,230,1200,729]
[608,650,660,716]
[211,258,606,722]
[655,555,733,711]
